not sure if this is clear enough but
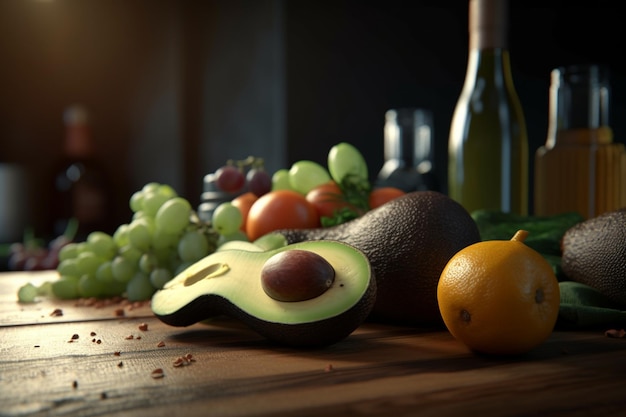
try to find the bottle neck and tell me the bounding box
[469,0,508,51]
[465,0,513,85]
[546,65,612,148]
[383,108,433,166]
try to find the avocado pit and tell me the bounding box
[261,249,335,302]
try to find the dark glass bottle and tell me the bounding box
[376,108,438,192]
[51,105,114,241]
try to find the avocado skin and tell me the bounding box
[561,208,626,308]
[154,275,376,347]
[273,191,481,325]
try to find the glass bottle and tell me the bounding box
[51,105,114,240]
[376,108,437,192]
[448,0,528,215]
[534,64,625,219]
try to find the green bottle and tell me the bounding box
[448,0,528,215]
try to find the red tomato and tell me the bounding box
[368,187,406,209]
[231,192,258,232]
[246,190,320,241]
[305,181,353,219]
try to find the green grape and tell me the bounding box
[52,276,80,299]
[178,230,209,263]
[129,190,145,213]
[111,255,138,283]
[127,218,155,251]
[58,243,80,262]
[211,202,243,236]
[74,241,90,255]
[152,228,181,251]
[142,190,171,218]
[95,260,115,283]
[142,182,161,193]
[126,272,156,301]
[87,231,117,260]
[78,274,105,298]
[139,252,158,274]
[37,281,54,297]
[271,168,292,191]
[17,283,38,303]
[174,261,194,275]
[157,183,177,199]
[113,224,130,247]
[155,197,192,234]
[118,244,142,264]
[288,160,331,194]
[150,267,172,289]
[105,280,127,297]
[133,211,149,222]
[217,230,249,246]
[153,247,177,268]
[75,251,104,277]
[327,142,368,184]
[57,258,80,277]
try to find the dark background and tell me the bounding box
[284,1,626,198]
[1,0,624,241]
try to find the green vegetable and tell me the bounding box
[319,174,371,228]
[471,210,584,281]
[471,210,584,256]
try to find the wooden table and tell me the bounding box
[1,270,625,417]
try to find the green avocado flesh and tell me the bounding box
[151,240,375,346]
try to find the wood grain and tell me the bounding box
[1,271,625,417]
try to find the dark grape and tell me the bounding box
[247,168,272,197]
[215,165,245,192]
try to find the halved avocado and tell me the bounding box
[152,240,375,347]
[216,240,265,252]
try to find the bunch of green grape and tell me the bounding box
[19,182,226,303]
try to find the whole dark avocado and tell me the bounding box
[561,208,626,308]
[272,191,481,325]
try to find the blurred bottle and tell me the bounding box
[534,64,626,219]
[376,108,438,192]
[197,172,243,223]
[51,105,114,240]
[448,0,528,215]
[0,163,28,243]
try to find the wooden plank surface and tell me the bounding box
[1,271,625,417]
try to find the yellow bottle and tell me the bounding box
[534,65,626,219]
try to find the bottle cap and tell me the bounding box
[470,0,508,50]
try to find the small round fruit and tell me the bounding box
[155,197,192,234]
[437,230,560,356]
[306,181,352,218]
[231,192,258,233]
[261,250,335,302]
[212,202,243,236]
[246,190,320,241]
[247,168,272,197]
[271,168,292,191]
[288,160,331,194]
[368,187,406,209]
[327,142,368,184]
[215,165,245,193]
